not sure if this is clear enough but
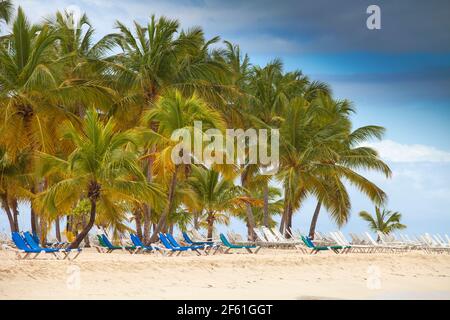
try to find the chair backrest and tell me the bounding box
[183,232,194,244]
[329,232,342,245]
[253,229,267,242]
[271,228,286,241]
[101,234,116,248]
[307,237,316,248]
[365,232,378,245]
[301,235,313,248]
[165,233,182,248]
[12,232,31,251]
[23,232,42,250]
[130,234,143,247]
[97,234,107,247]
[262,227,278,242]
[219,233,233,247]
[158,233,174,249]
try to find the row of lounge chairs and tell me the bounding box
[6,228,449,259]
[94,232,261,256]
[6,232,81,260]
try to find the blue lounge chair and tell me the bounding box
[23,232,82,260]
[158,233,201,256]
[182,232,215,246]
[165,233,207,251]
[130,234,164,255]
[181,232,221,254]
[10,232,53,259]
[220,233,261,254]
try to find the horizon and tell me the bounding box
[1,0,449,237]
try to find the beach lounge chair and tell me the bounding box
[181,232,221,254]
[252,228,280,248]
[261,227,294,248]
[182,232,215,246]
[100,234,139,254]
[270,227,308,253]
[330,232,372,253]
[165,233,213,254]
[23,232,82,260]
[301,235,345,254]
[130,234,165,255]
[219,233,261,254]
[158,233,202,256]
[9,232,58,260]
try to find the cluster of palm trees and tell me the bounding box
[0,3,392,248]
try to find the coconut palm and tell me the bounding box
[0,148,31,232]
[141,89,226,242]
[306,95,391,238]
[37,109,163,248]
[359,207,406,238]
[277,94,389,237]
[0,0,12,27]
[187,165,260,240]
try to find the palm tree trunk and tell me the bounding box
[308,201,321,239]
[68,198,96,249]
[280,200,290,235]
[134,210,143,240]
[143,151,154,244]
[55,216,62,242]
[285,205,293,239]
[263,183,269,227]
[1,195,16,233]
[206,211,215,241]
[245,203,256,241]
[193,210,199,230]
[11,198,19,232]
[149,168,178,243]
[241,171,257,241]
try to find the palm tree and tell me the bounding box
[37,109,163,248]
[0,0,12,28]
[0,8,113,237]
[142,89,226,242]
[359,207,406,239]
[105,16,229,243]
[188,166,259,240]
[307,95,391,238]
[0,148,31,232]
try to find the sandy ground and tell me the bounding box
[1,248,450,299]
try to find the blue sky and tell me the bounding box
[1,0,450,237]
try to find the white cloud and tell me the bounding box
[363,140,450,163]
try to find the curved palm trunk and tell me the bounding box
[149,168,178,243]
[68,198,96,249]
[263,183,269,227]
[308,201,322,239]
[1,195,17,233]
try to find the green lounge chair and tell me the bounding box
[220,233,261,254]
[301,235,346,254]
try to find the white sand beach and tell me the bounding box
[1,249,449,300]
